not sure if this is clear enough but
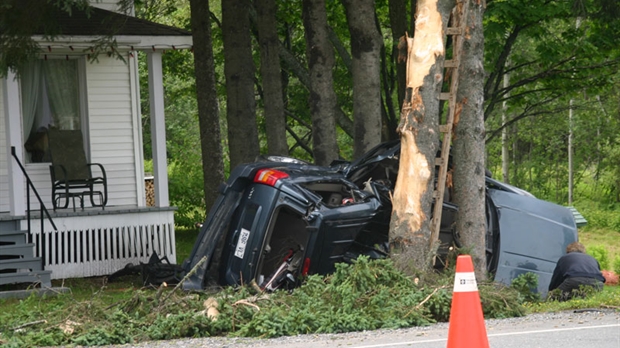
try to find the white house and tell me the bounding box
[0,1,192,286]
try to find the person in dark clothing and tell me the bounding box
[548,242,605,301]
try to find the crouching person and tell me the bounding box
[548,242,605,301]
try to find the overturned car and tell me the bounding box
[181,141,578,295]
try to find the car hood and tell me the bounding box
[489,188,578,296]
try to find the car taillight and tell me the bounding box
[254,169,288,186]
[302,257,311,276]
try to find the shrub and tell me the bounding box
[613,255,620,275]
[586,245,610,270]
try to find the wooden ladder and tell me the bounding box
[429,0,470,251]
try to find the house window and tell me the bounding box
[21,58,83,163]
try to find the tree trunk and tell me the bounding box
[189,0,225,212]
[302,0,340,166]
[342,0,384,158]
[388,0,408,110]
[452,0,487,279]
[501,69,510,184]
[222,0,260,169]
[256,0,288,156]
[277,42,355,138]
[390,0,453,274]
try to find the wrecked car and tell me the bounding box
[181,141,578,295]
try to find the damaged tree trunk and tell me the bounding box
[389,0,455,274]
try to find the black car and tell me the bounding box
[182,141,578,296]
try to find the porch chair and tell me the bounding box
[48,128,108,210]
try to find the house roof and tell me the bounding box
[45,6,191,37]
[22,5,193,50]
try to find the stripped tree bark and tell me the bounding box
[389,0,455,274]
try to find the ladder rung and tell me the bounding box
[439,92,450,100]
[446,27,462,35]
[444,59,458,68]
[439,124,451,133]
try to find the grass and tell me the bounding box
[0,224,618,347]
[526,285,620,313]
[579,227,620,264]
[174,227,200,264]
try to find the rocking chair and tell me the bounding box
[48,129,108,210]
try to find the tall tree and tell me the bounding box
[222,0,260,169]
[302,0,340,165]
[255,0,289,156]
[452,0,487,279]
[189,0,225,212]
[342,0,384,158]
[388,0,408,110]
[389,0,454,273]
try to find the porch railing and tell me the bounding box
[10,146,57,268]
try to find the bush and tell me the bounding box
[586,245,610,270]
[613,255,620,275]
[146,159,206,228]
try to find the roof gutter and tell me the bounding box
[31,35,193,51]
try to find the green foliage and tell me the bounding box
[527,286,620,313]
[478,282,528,319]
[613,255,620,275]
[587,245,610,270]
[146,312,213,340]
[175,227,200,264]
[509,272,541,303]
[577,203,620,230]
[167,160,206,228]
[0,257,535,346]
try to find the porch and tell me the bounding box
[1,205,176,280]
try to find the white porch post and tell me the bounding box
[147,51,170,207]
[3,72,26,216]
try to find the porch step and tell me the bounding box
[0,230,27,244]
[0,243,35,258]
[0,257,43,272]
[0,220,19,233]
[0,270,52,287]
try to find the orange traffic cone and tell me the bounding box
[446,255,489,348]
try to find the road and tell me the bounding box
[111,309,619,348]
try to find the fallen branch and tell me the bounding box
[233,299,261,311]
[405,285,448,318]
[159,256,208,308]
[415,287,441,309]
[12,320,47,331]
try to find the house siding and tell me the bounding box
[0,82,8,212]
[87,55,139,207]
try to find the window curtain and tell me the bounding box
[20,61,42,139]
[42,60,80,130]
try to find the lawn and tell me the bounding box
[0,224,618,347]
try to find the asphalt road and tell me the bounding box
[110,309,619,348]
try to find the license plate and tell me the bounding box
[234,228,251,259]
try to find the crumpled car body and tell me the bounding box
[182,141,577,296]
